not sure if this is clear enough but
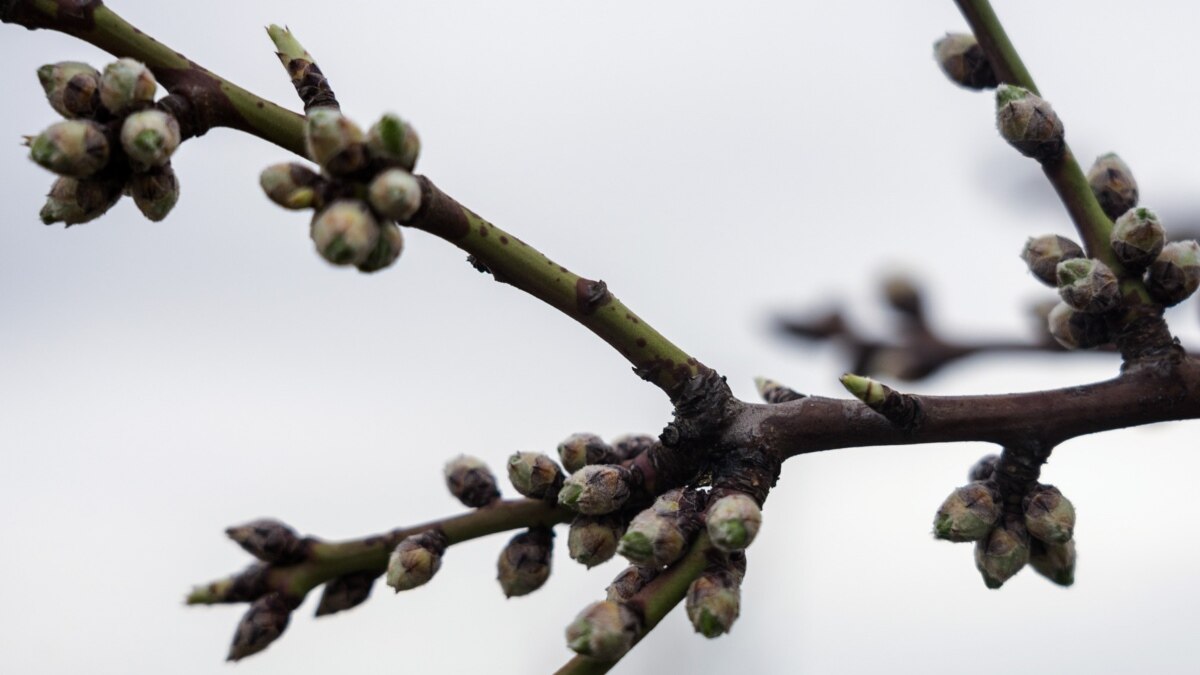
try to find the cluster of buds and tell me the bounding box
[934,454,1077,588]
[28,58,183,225]
[557,432,655,473]
[260,108,421,273]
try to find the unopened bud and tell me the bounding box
[996,85,1064,162]
[506,451,565,500]
[706,493,762,552]
[1030,539,1076,587]
[310,200,380,266]
[933,33,997,90]
[497,527,554,598]
[1021,235,1084,287]
[38,61,101,118]
[443,454,500,508]
[1088,153,1139,221]
[883,274,923,318]
[128,163,180,221]
[686,570,741,638]
[120,109,181,170]
[366,113,420,171]
[366,168,422,221]
[618,490,697,568]
[227,593,293,661]
[99,58,156,114]
[605,565,658,602]
[611,433,657,459]
[558,464,633,514]
[1047,301,1109,350]
[754,377,805,404]
[565,600,639,661]
[1023,485,1075,544]
[259,163,322,210]
[39,175,122,226]
[386,530,448,592]
[225,518,306,564]
[933,482,1001,542]
[974,519,1030,589]
[557,433,618,474]
[314,570,376,617]
[1146,240,1200,307]
[1056,258,1120,314]
[968,454,999,482]
[355,222,404,273]
[305,107,368,175]
[1110,207,1165,270]
[29,120,109,177]
[568,515,624,568]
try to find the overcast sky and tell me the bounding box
[3,1,1200,673]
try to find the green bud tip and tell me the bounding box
[367,113,421,171]
[707,493,762,552]
[1023,485,1076,544]
[558,464,632,515]
[1056,258,1120,314]
[617,531,654,562]
[933,482,1000,542]
[120,110,182,169]
[686,572,741,638]
[506,451,565,500]
[28,120,110,178]
[840,373,887,406]
[310,200,381,267]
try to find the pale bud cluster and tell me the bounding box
[257,108,424,273]
[29,58,183,225]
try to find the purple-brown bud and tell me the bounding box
[314,570,376,617]
[496,527,554,598]
[225,518,306,564]
[1023,485,1075,544]
[557,433,619,474]
[565,601,640,661]
[227,593,294,661]
[618,489,699,568]
[974,519,1030,589]
[568,515,624,568]
[605,565,658,602]
[1021,235,1084,287]
[39,175,123,226]
[996,85,1064,162]
[933,33,997,90]
[611,433,658,459]
[1088,153,1139,221]
[386,530,448,592]
[1030,538,1076,587]
[443,454,500,508]
[968,454,999,482]
[1111,207,1165,271]
[1047,301,1109,350]
[1146,240,1200,307]
[558,464,633,514]
[506,451,565,500]
[38,61,101,118]
[1056,258,1120,314]
[128,163,180,222]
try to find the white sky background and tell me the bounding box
[2,1,1200,673]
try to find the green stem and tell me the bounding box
[555,534,712,675]
[1,0,706,398]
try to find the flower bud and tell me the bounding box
[933,482,1000,542]
[557,432,619,474]
[1146,240,1200,306]
[565,600,639,661]
[39,175,122,226]
[1110,207,1165,271]
[386,530,448,592]
[259,163,322,210]
[968,454,999,482]
[443,454,500,508]
[310,200,381,266]
[706,493,762,552]
[882,274,923,318]
[1030,539,1076,587]
[568,515,624,568]
[128,163,180,221]
[619,497,691,568]
[28,120,109,177]
[496,527,554,598]
[367,168,422,221]
[38,61,101,118]
[558,464,633,515]
[305,107,368,175]
[1056,258,1120,314]
[120,109,181,170]
[995,84,1064,162]
[605,565,658,602]
[974,519,1030,589]
[366,113,420,171]
[611,433,657,459]
[933,33,997,90]
[1023,485,1075,544]
[686,570,741,638]
[754,377,805,404]
[355,222,405,273]
[99,58,156,115]
[1047,301,1109,350]
[314,570,376,617]
[227,593,293,661]
[1021,235,1084,287]
[1088,153,1139,221]
[225,518,306,564]
[506,451,565,500]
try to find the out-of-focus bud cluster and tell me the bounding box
[225,518,307,564]
[28,58,184,225]
[259,107,422,273]
[934,455,1077,589]
[933,33,998,90]
[444,454,500,508]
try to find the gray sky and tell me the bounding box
[2,1,1199,673]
